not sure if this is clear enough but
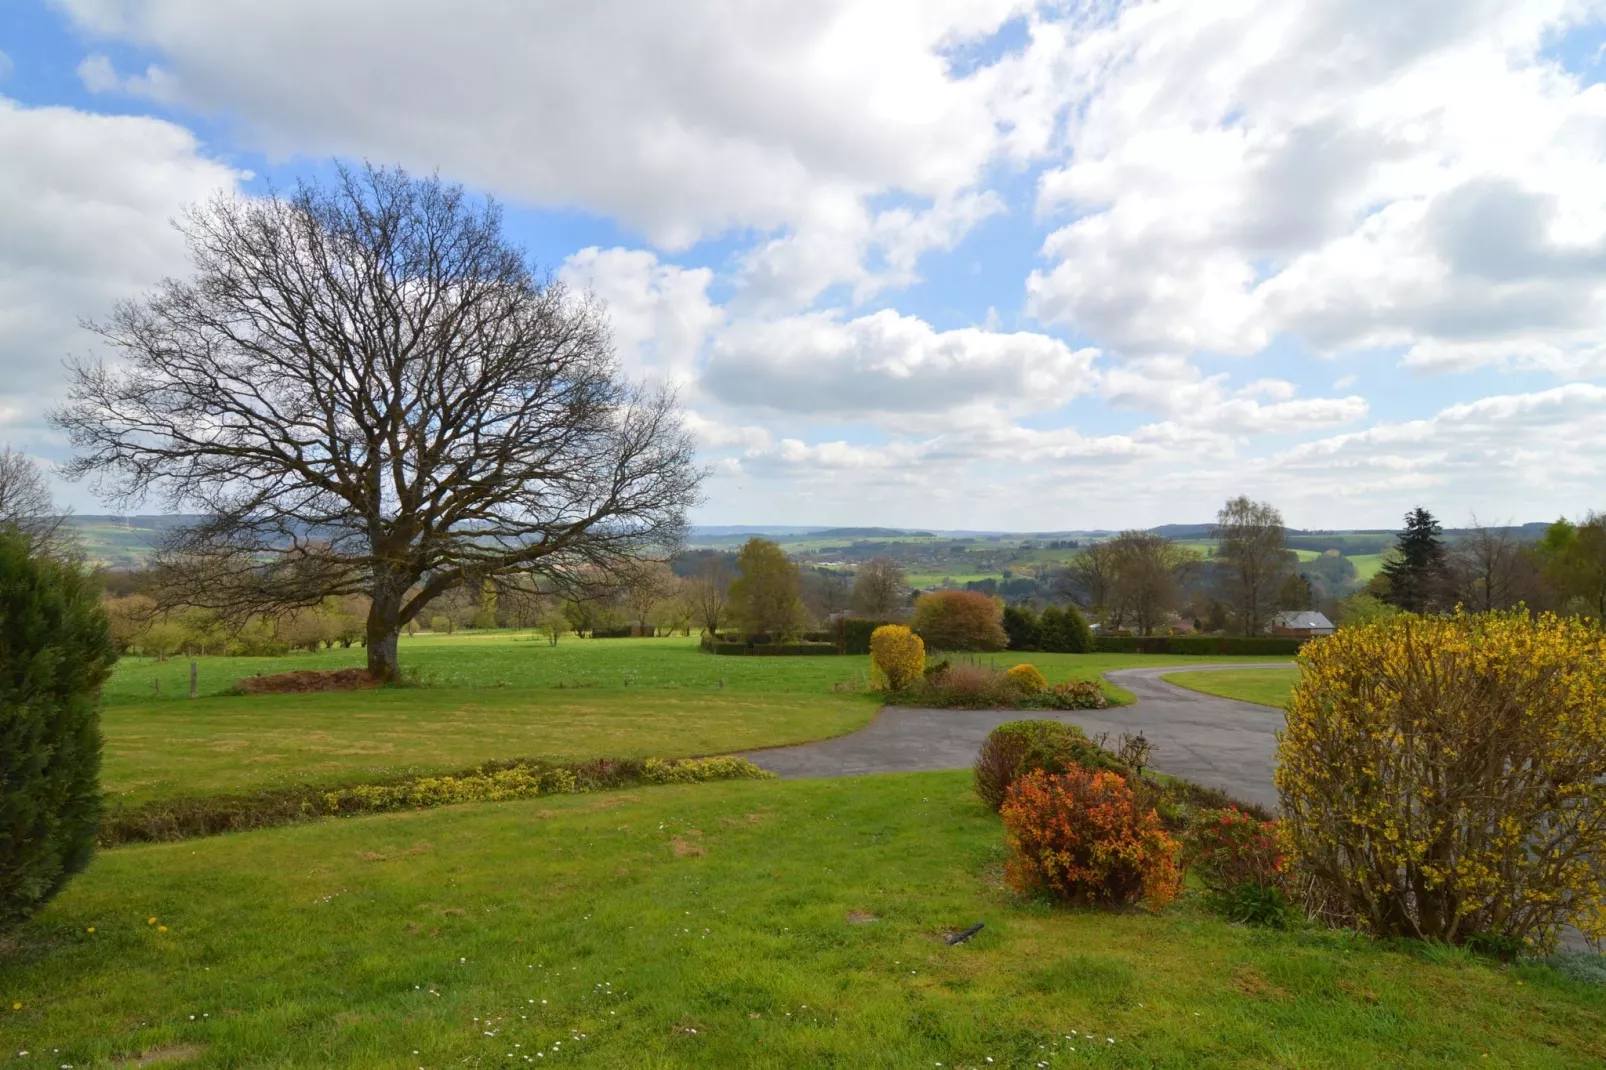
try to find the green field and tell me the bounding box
[99,635,1279,804]
[1162,668,1300,708]
[7,773,1603,1068]
[1347,553,1385,581]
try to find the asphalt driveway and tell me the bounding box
[743,662,1292,809]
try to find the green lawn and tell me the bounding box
[100,635,1287,803]
[1162,668,1300,708]
[100,690,877,806]
[5,773,1601,1068]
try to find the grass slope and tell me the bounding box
[100,635,1285,802]
[4,774,1601,1068]
[1348,553,1385,581]
[1161,668,1300,708]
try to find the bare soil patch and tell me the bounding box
[236,668,377,694]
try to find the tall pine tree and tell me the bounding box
[1380,507,1450,614]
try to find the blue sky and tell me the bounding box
[3,1,1606,530]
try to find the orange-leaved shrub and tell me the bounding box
[910,590,1007,651]
[1276,610,1606,951]
[1005,663,1048,694]
[1000,767,1181,908]
[869,624,925,691]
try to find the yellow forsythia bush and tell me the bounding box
[1005,663,1048,694]
[1276,610,1606,951]
[869,624,925,691]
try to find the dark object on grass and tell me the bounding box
[946,922,984,945]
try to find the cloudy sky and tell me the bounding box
[4,1,1606,530]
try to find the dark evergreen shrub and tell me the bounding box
[1,531,117,930]
[1002,605,1040,650]
[1039,604,1094,652]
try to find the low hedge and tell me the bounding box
[100,755,775,846]
[590,627,634,639]
[703,640,839,656]
[836,618,892,655]
[1094,635,1305,656]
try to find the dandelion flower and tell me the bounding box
[147,917,157,925]
[158,926,168,933]
[86,927,94,934]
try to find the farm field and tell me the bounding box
[99,635,1285,804]
[6,773,1603,1068]
[1347,553,1385,581]
[1162,668,1300,708]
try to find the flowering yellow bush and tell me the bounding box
[869,624,925,691]
[1276,610,1606,951]
[1005,663,1048,694]
[641,757,774,783]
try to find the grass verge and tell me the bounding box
[4,773,1602,1067]
[1161,668,1300,708]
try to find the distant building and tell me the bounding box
[1268,610,1335,637]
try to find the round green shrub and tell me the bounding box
[973,718,1129,811]
[0,531,117,931]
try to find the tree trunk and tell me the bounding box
[366,575,404,681]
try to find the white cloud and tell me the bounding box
[1100,357,1367,435]
[57,0,1037,263]
[735,189,1005,311]
[703,308,1098,427]
[558,247,720,387]
[1024,0,1606,369]
[0,96,242,454]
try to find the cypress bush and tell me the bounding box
[1,530,117,930]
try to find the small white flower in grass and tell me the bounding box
[1108,1038,1115,1044]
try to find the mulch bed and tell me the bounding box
[235,668,378,694]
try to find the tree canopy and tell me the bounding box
[1380,507,1450,614]
[52,164,701,679]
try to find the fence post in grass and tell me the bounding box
[190,659,198,699]
[153,677,159,696]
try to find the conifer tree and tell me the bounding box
[1380,507,1450,613]
[0,530,117,930]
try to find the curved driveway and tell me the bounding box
[743,663,1291,810]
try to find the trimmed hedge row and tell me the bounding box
[836,618,892,655]
[100,755,774,846]
[1093,635,1305,656]
[702,639,838,656]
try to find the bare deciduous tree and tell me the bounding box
[52,165,701,680]
[1213,496,1288,636]
[623,561,672,636]
[0,447,71,556]
[851,556,906,618]
[1064,541,1120,625]
[687,554,732,635]
[1108,531,1198,636]
[1449,517,1528,612]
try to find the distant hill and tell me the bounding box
[809,527,934,539]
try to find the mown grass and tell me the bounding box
[4,773,1601,1068]
[100,690,874,806]
[1162,668,1300,708]
[100,635,1285,803]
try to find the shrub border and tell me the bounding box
[100,755,774,847]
